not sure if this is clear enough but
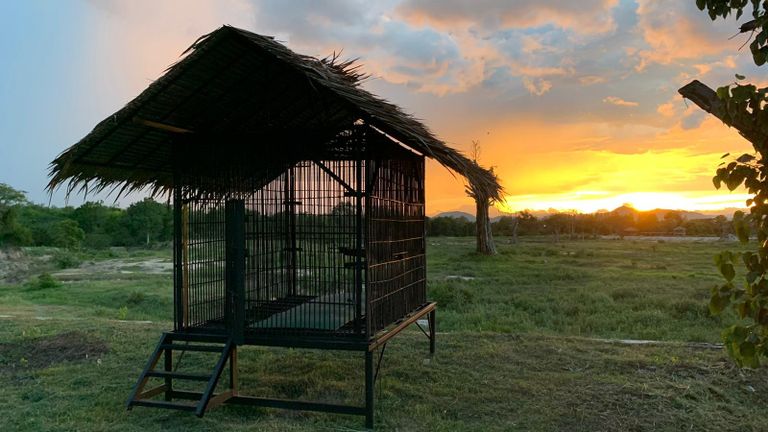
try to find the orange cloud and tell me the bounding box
[579,75,606,86]
[603,96,639,107]
[397,0,619,35]
[522,77,553,95]
[635,0,736,70]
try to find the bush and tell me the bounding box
[126,291,145,305]
[27,273,60,290]
[53,250,81,269]
[49,219,85,249]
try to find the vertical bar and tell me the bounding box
[365,350,374,429]
[355,153,364,335]
[229,346,239,395]
[164,348,172,401]
[173,183,184,331]
[429,308,436,355]
[226,199,246,345]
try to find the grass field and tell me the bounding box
[1,237,767,431]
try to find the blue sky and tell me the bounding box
[0,2,92,205]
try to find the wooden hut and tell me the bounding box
[48,26,502,428]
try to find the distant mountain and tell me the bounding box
[433,211,475,221]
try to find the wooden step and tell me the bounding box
[159,343,225,353]
[145,371,211,381]
[131,399,197,412]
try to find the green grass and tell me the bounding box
[427,237,748,342]
[0,238,766,431]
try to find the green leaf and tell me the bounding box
[710,292,730,314]
[720,262,736,281]
[739,341,760,368]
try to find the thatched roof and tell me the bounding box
[48,26,502,201]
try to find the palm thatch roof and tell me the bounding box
[48,25,502,201]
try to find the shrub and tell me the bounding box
[126,291,145,305]
[53,250,81,269]
[27,273,60,290]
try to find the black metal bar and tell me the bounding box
[288,168,298,297]
[195,339,233,417]
[225,200,246,345]
[374,343,386,383]
[355,148,364,335]
[365,350,374,428]
[228,395,367,415]
[167,332,228,343]
[313,159,355,193]
[164,348,172,401]
[429,309,436,355]
[173,183,183,331]
[126,332,168,409]
[159,343,224,353]
[167,391,367,415]
[147,371,211,382]
[241,334,368,351]
[131,399,197,412]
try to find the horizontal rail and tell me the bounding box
[369,302,436,351]
[229,395,366,415]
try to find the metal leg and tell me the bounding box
[229,346,238,396]
[429,309,436,355]
[164,348,173,401]
[365,350,374,429]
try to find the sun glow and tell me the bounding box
[500,191,751,214]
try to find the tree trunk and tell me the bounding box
[679,80,768,145]
[475,197,497,255]
[511,219,519,244]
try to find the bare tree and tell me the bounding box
[465,141,498,255]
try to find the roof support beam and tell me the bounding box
[133,117,193,134]
[313,160,355,194]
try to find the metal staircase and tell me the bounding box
[126,332,236,417]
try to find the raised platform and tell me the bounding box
[130,303,437,429]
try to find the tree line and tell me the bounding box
[427,209,732,238]
[0,182,735,249]
[0,183,172,249]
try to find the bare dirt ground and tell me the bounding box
[0,249,31,283]
[0,331,108,374]
[54,257,172,279]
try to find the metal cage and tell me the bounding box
[172,137,427,347]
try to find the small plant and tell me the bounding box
[117,306,129,320]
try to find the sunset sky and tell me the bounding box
[0,1,760,215]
